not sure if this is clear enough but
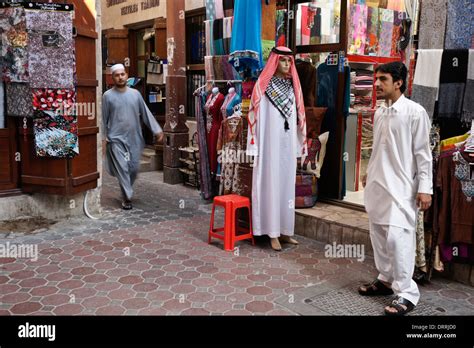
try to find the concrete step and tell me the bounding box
[139,159,153,173]
[140,148,160,172]
[295,202,372,255]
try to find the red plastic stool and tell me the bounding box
[208,194,255,251]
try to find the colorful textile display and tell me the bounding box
[378,9,394,57]
[205,55,239,81]
[229,0,263,75]
[295,171,318,208]
[6,83,33,117]
[365,6,379,56]
[221,91,241,119]
[33,110,78,158]
[32,88,76,115]
[25,9,75,88]
[0,7,28,82]
[217,116,243,195]
[436,149,474,245]
[445,0,474,50]
[205,17,234,56]
[348,4,368,55]
[418,0,447,50]
[390,11,406,57]
[195,92,212,200]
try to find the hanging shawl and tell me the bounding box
[247,46,306,151]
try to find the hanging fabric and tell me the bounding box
[348,4,368,55]
[204,92,225,174]
[378,9,394,57]
[462,49,474,123]
[0,6,29,82]
[206,0,217,20]
[205,17,234,56]
[444,0,474,50]
[25,9,75,88]
[387,0,405,11]
[390,11,406,57]
[223,0,235,17]
[6,83,33,117]
[33,110,79,158]
[0,82,5,128]
[411,49,443,120]
[418,0,447,50]
[436,149,474,245]
[32,88,76,114]
[195,91,212,200]
[365,6,379,56]
[229,0,263,75]
[438,49,469,120]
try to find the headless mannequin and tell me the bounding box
[267,56,299,251]
[205,87,225,174]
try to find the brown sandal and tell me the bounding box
[358,279,394,296]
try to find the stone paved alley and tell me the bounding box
[1,172,473,316]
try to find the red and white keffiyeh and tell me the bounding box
[247,46,307,151]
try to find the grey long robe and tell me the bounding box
[102,87,162,200]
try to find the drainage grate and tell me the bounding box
[305,282,441,316]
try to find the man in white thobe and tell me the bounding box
[359,62,433,316]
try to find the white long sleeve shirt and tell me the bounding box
[364,95,433,229]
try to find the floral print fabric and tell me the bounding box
[25,9,75,88]
[32,87,78,158]
[33,110,78,158]
[348,4,368,55]
[445,0,474,50]
[365,7,379,56]
[0,7,29,82]
[6,83,33,117]
[418,0,447,49]
[33,88,75,114]
[378,18,393,57]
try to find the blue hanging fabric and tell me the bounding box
[229,0,263,76]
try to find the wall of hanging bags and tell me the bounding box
[0,2,78,158]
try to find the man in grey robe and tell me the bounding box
[102,64,163,210]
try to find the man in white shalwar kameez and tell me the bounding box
[247,47,307,251]
[359,62,433,316]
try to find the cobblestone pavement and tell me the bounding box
[0,172,473,316]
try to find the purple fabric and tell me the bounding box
[296,185,313,196]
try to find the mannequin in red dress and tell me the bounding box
[204,87,225,174]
